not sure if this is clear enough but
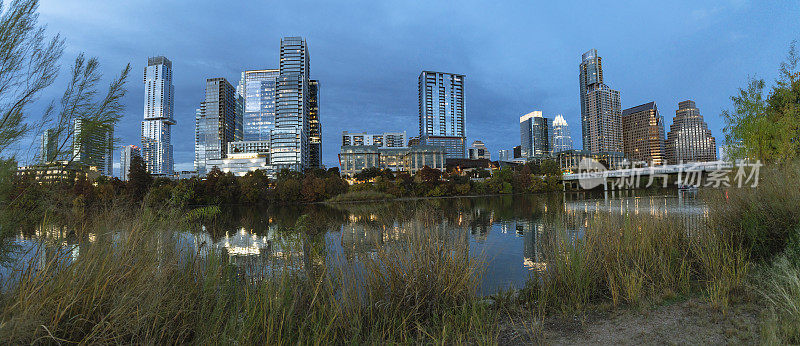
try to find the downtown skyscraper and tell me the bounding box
[270,36,313,170]
[195,78,242,174]
[665,100,717,164]
[141,56,175,176]
[418,71,465,159]
[238,69,278,142]
[520,111,550,158]
[120,145,140,181]
[550,114,573,154]
[72,118,113,176]
[622,102,666,165]
[579,49,622,153]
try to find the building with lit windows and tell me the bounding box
[308,79,321,168]
[622,102,666,166]
[520,111,550,158]
[418,71,465,158]
[271,36,312,171]
[665,100,717,164]
[338,145,446,176]
[141,56,175,175]
[579,49,622,153]
[342,131,407,148]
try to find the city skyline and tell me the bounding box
[18,1,800,173]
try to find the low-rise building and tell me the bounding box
[556,150,627,173]
[468,140,490,160]
[206,152,271,177]
[16,161,100,184]
[338,145,446,176]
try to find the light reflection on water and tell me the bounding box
[3,190,709,293]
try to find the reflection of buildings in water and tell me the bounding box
[520,220,546,271]
[562,191,707,233]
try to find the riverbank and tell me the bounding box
[2,165,799,343]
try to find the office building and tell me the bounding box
[195,78,242,175]
[120,145,141,181]
[270,36,311,171]
[338,145,446,176]
[622,102,666,166]
[556,150,626,173]
[665,100,717,164]
[520,111,550,158]
[498,149,511,161]
[342,131,407,147]
[16,161,100,184]
[141,56,175,176]
[418,71,465,158]
[72,118,113,176]
[238,69,278,141]
[468,140,490,160]
[550,114,573,154]
[308,79,321,168]
[579,49,622,153]
[513,145,522,159]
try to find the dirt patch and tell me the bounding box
[499,299,760,345]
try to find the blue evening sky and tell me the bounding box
[22,0,800,172]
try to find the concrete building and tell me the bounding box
[141,56,175,176]
[665,100,717,164]
[195,78,242,175]
[338,145,446,176]
[520,111,550,158]
[342,131,407,148]
[468,140,490,160]
[120,145,140,181]
[419,71,466,158]
[579,49,622,153]
[550,114,573,154]
[622,102,666,166]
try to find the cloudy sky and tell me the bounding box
[20,0,800,172]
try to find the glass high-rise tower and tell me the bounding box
[520,111,550,158]
[271,36,311,170]
[141,56,175,176]
[194,78,242,174]
[550,114,573,154]
[418,71,465,159]
[73,118,113,176]
[579,49,622,153]
[238,69,279,141]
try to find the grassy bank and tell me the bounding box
[2,166,800,343]
[0,211,495,344]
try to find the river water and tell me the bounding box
[2,190,710,293]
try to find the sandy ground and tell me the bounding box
[498,298,761,345]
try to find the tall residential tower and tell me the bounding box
[141,56,175,176]
[579,49,622,153]
[418,71,465,158]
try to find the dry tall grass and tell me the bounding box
[0,213,495,344]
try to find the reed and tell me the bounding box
[0,212,494,344]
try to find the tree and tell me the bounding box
[723,41,800,164]
[416,166,442,184]
[0,0,64,157]
[353,167,381,181]
[126,153,151,201]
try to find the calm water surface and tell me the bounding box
[4,190,710,293]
